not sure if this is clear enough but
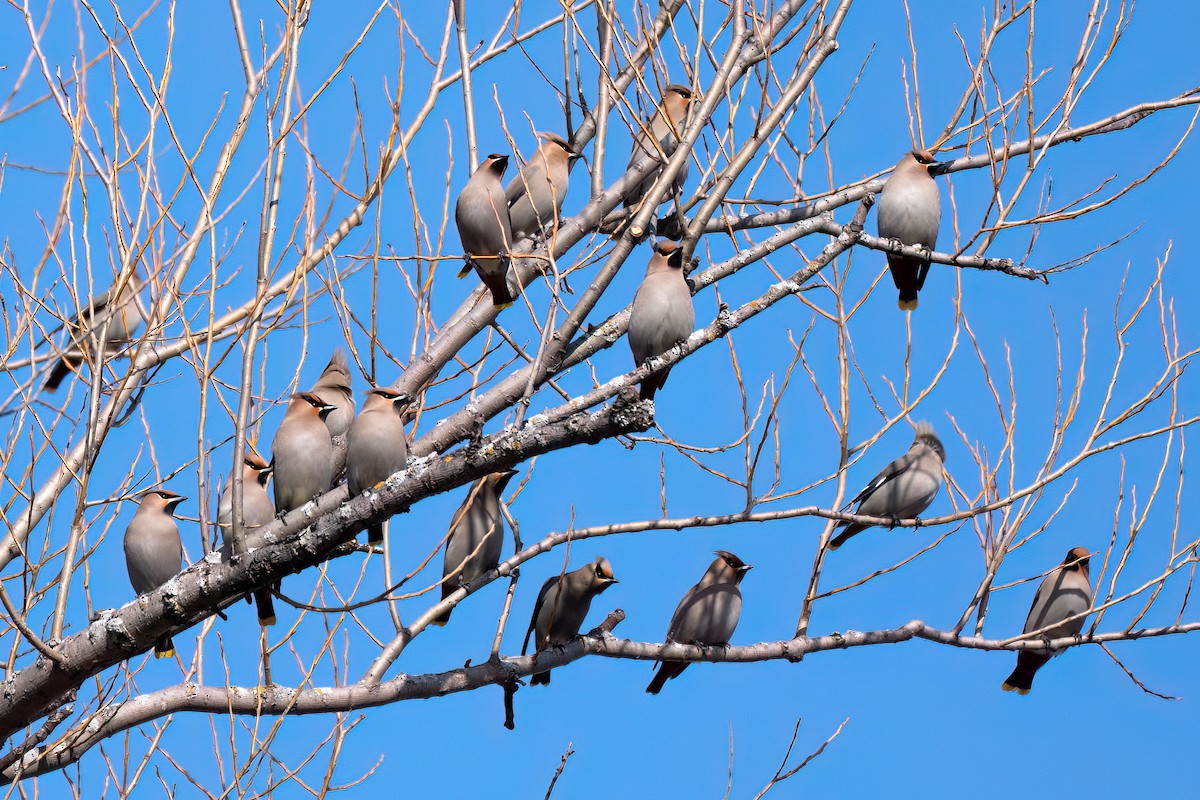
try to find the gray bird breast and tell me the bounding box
[629,273,694,363]
[877,179,940,249]
[671,584,742,645]
[859,465,940,520]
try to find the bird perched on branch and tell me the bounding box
[44,268,145,393]
[431,470,518,627]
[877,149,948,310]
[523,556,618,686]
[628,240,695,401]
[271,392,338,514]
[346,387,412,545]
[217,449,277,626]
[125,488,186,659]
[506,132,581,241]
[1002,546,1092,695]
[456,153,516,308]
[829,422,945,551]
[647,550,751,695]
[625,84,694,229]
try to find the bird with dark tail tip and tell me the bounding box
[1002,546,1092,695]
[346,387,412,546]
[430,470,518,627]
[523,557,618,686]
[829,422,945,551]
[628,240,695,401]
[125,488,186,658]
[877,149,948,311]
[217,450,277,626]
[456,153,516,309]
[647,550,751,695]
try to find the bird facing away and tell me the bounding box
[217,450,277,626]
[44,269,144,393]
[523,556,618,686]
[456,153,516,308]
[628,240,695,401]
[125,488,186,659]
[307,349,355,439]
[506,132,581,241]
[625,84,694,214]
[1002,546,1093,695]
[877,149,946,311]
[829,421,946,551]
[646,550,751,695]
[271,392,337,514]
[346,387,412,545]
[430,470,519,627]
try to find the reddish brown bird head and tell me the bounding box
[540,132,582,163]
[651,240,686,272]
[589,556,619,593]
[292,391,337,421]
[242,450,272,484]
[138,488,186,515]
[665,84,693,102]
[911,148,949,177]
[715,549,753,584]
[1063,546,1091,576]
[483,153,509,177]
[363,387,413,414]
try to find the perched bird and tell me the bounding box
[44,269,144,392]
[647,550,751,695]
[876,149,946,311]
[625,84,694,216]
[430,470,518,626]
[216,450,277,626]
[1002,546,1093,695]
[506,132,580,241]
[456,153,515,308]
[124,488,186,659]
[346,387,412,545]
[628,240,695,400]
[522,556,618,686]
[271,392,337,513]
[829,422,946,551]
[307,349,355,439]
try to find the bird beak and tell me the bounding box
[739,564,754,573]
[927,160,951,177]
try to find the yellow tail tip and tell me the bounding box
[259,616,277,627]
[155,649,176,660]
[428,619,448,628]
[898,298,918,311]
[1001,682,1030,696]
[457,264,472,279]
[493,301,514,310]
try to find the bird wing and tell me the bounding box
[522,575,560,655]
[843,451,919,511]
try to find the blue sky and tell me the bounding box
[2,1,1198,796]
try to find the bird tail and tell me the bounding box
[639,368,670,401]
[457,258,473,279]
[43,357,78,393]
[481,271,516,309]
[154,634,175,659]
[367,522,385,547]
[254,588,277,627]
[1001,653,1044,695]
[646,661,686,694]
[897,294,919,311]
[530,670,551,686]
[828,525,865,551]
